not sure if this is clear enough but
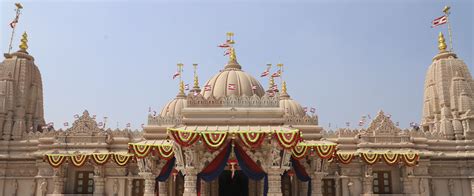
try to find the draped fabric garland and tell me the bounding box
[197,142,232,196]
[331,151,420,166]
[195,142,269,196]
[155,157,176,196]
[290,157,311,196]
[168,128,301,152]
[291,143,337,160]
[128,143,174,160]
[44,153,134,168]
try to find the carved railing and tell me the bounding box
[187,94,279,108]
[284,115,318,125]
[148,115,183,126]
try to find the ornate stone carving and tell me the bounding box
[40,179,48,196]
[67,110,102,135]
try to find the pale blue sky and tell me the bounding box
[1,0,472,130]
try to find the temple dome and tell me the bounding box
[279,83,305,117]
[201,61,265,99]
[160,94,187,117]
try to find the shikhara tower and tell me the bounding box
[0,4,473,196]
[421,32,474,140]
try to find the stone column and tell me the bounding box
[51,167,64,196]
[183,168,197,196]
[200,180,208,196]
[299,180,308,196]
[127,178,133,196]
[139,172,156,196]
[158,180,168,196]
[93,166,105,196]
[311,172,325,196]
[362,176,373,195]
[267,167,283,196]
[470,179,474,196]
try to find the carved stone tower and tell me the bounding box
[421,32,474,140]
[0,32,45,140]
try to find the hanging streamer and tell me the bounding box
[155,157,176,196]
[196,142,232,196]
[402,153,419,166]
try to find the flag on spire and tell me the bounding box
[431,15,447,28]
[204,85,212,91]
[9,15,18,28]
[228,84,236,90]
[172,71,180,79]
[310,107,316,113]
[184,84,190,90]
[271,70,281,78]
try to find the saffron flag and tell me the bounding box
[432,15,447,27]
[228,84,236,90]
[172,71,180,79]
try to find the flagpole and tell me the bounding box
[8,3,23,54]
[443,6,454,51]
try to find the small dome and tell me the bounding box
[160,95,187,117]
[279,92,305,117]
[201,65,265,99]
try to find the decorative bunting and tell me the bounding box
[360,153,380,165]
[291,145,309,160]
[91,153,110,165]
[130,144,153,158]
[315,145,336,159]
[274,130,300,149]
[170,129,200,147]
[238,132,266,149]
[201,132,228,151]
[156,145,174,160]
[114,154,133,166]
[46,154,68,168]
[70,154,89,167]
[336,153,354,164]
[402,153,419,167]
[382,153,399,165]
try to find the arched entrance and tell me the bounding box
[218,170,249,196]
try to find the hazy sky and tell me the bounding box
[1,0,472,130]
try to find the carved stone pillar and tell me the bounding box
[470,179,474,196]
[139,172,156,196]
[311,172,325,196]
[299,179,308,196]
[362,166,373,195]
[200,180,207,196]
[183,168,197,196]
[52,168,64,195]
[267,167,283,196]
[93,166,105,196]
[127,178,133,196]
[159,180,168,196]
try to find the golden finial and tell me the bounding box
[193,63,199,88]
[226,32,235,44]
[179,80,185,94]
[15,3,23,9]
[19,32,28,52]
[282,81,287,94]
[443,6,450,14]
[438,32,447,52]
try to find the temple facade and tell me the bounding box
[0,22,473,196]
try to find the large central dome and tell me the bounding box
[201,59,265,99]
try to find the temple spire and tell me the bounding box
[438,32,447,53]
[221,32,241,70]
